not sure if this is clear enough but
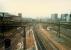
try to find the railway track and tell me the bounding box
[34,31,47,50]
[33,28,59,50]
[38,31,59,50]
[50,26,71,39]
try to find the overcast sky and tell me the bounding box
[0,0,71,18]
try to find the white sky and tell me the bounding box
[0,0,71,18]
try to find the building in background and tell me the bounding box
[69,13,71,22]
[51,13,58,23]
[60,13,71,22]
[0,12,23,50]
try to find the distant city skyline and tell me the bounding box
[0,0,71,18]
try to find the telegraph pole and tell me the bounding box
[56,18,60,38]
[58,21,60,38]
[20,14,26,50]
[2,13,11,50]
[2,13,4,38]
[23,26,26,50]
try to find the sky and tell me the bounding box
[0,0,71,18]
